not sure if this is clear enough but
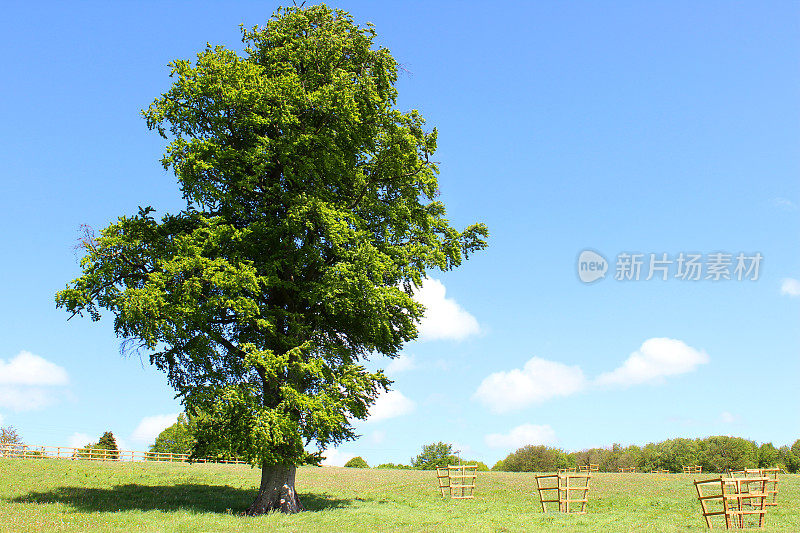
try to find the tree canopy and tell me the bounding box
[410,442,459,470]
[493,436,799,473]
[73,431,119,460]
[97,431,118,452]
[344,456,369,468]
[0,426,22,446]
[150,414,195,456]
[56,4,487,513]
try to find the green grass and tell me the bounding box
[1,459,798,532]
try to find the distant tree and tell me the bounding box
[74,431,119,460]
[785,439,800,473]
[96,431,119,459]
[660,438,700,472]
[699,436,758,472]
[491,460,505,471]
[344,456,369,468]
[375,463,413,470]
[501,445,569,472]
[0,426,23,457]
[0,426,22,445]
[411,442,458,470]
[463,460,489,472]
[639,442,665,472]
[783,449,800,473]
[599,446,622,473]
[618,444,642,470]
[74,443,99,460]
[569,447,610,471]
[758,443,780,468]
[150,414,195,457]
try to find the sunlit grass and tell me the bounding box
[1,459,798,532]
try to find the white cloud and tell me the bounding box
[720,411,737,424]
[0,351,69,412]
[474,357,586,413]
[0,351,68,386]
[321,448,355,467]
[595,338,709,387]
[0,387,57,411]
[781,278,800,297]
[369,430,386,444]
[68,432,93,448]
[485,424,557,450]
[367,390,415,423]
[131,413,179,446]
[385,354,417,374]
[772,197,797,211]
[414,278,480,341]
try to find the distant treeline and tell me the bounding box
[492,436,800,473]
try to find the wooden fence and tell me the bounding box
[0,443,246,465]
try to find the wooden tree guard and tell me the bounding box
[694,476,769,529]
[535,472,591,514]
[728,469,779,507]
[579,464,599,473]
[684,465,703,474]
[558,467,577,473]
[650,468,670,474]
[436,465,477,499]
[618,466,637,473]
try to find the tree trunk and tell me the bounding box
[246,463,304,515]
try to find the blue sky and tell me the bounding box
[0,1,797,467]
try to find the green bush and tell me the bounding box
[463,460,489,471]
[375,463,414,470]
[344,456,369,468]
[411,442,459,470]
[149,414,194,457]
[502,445,569,472]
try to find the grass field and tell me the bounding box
[1,459,798,532]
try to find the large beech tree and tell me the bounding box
[56,5,487,514]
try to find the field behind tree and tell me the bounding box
[1,459,798,532]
